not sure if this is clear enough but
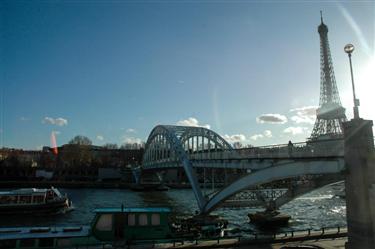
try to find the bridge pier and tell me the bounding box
[343,118,375,249]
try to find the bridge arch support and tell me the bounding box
[202,159,345,214]
[142,125,233,211]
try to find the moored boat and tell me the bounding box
[0,206,227,248]
[248,209,291,227]
[178,214,228,238]
[0,187,73,215]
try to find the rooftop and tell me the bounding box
[94,207,172,213]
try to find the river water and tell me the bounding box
[0,183,346,235]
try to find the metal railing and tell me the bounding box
[67,226,347,248]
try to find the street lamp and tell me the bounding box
[344,43,360,119]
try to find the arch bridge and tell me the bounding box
[142,125,345,214]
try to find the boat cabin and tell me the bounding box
[0,188,63,206]
[91,207,173,242]
[0,207,174,248]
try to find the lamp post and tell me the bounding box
[344,43,360,119]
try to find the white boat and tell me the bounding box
[0,187,73,215]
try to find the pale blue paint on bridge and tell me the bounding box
[142,125,345,214]
[203,159,345,213]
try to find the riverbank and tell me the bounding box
[0,180,132,189]
[159,237,347,249]
[154,228,348,249]
[74,236,347,249]
[0,180,200,189]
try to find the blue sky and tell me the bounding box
[1,1,374,150]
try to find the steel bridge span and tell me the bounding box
[142,125,345,214]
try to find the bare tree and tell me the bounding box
[103,143,118,150]
[61,144,92,167]
[120,142,145,150]
[69,135,92,146]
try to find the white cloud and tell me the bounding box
[176,117,210,129]
[283,126,309,135]
[96,135,104,141]
[256,114,287,124]
[250,130,273,141]
[263,130,272,138]
[291,116,315,124]
[42,117,68,126]
[223,134,246,143]
[122,137,143,144]
[290,106,317,124]
[290,106,317,116]
[20,117,29,121]
[126,128,136,133]
[250,134,264,140]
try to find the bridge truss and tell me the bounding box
[142,125,345,214]
[143,125,233,211]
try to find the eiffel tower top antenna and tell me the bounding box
[320,10,323,24]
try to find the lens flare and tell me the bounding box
[357,57,375,120]
[50,131,58,155]
[338,4,371,56]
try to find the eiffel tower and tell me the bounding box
[310,13,347,140]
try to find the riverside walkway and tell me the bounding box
[160,238,346,249]
[68,227,347,248]
[98,227,346,249]
[160,227,347,249]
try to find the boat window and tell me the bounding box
[151,213,160,225]
[39,238,54,247]
[0,239,17,249]
[0,196,10,204]
[30,227,50,233]
[96,214,113,231]
[19,195,32,204]
[32,195,44,203]
[0,196,18,204]
[139,213,148,226]
[56,238,71,247]
[10,196,17,203]
[46,190,54,199]
[19,238,35,247]
[128,213,136,226]
[63,227,82,232]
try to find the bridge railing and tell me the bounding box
[187,138,344,161]
[143,138,344,167]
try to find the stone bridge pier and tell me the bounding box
[344,118,375,249]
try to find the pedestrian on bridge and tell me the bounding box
[288,140,293,157]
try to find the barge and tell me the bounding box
[0,206,226,248]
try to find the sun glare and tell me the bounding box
[357,57,375,121]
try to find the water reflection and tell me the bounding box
[0,184,346,235]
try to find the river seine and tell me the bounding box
[0,183,346,235]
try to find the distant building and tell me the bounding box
[0,145,144,182]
